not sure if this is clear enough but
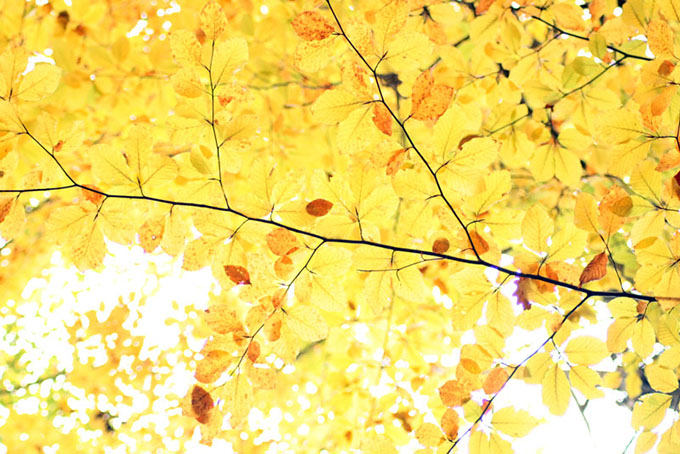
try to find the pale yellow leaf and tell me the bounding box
[285,304,328,342]
[631,393,671,431]
[632,318,656,359]
[569,365,604,399]
[16,64,61,101]
[492,407,540,438]
[522,204,553,254]
[542,363,570,415]
[565,336,609,366]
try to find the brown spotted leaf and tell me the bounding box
[440,408,459,440]
[266,227,300,256]
[191,385,214,424]
[411,70,453,121]
[225,265,251,285]
[291,11,335,41]
[139,216,165,253]
[306,198,333,217]
[372,103,392,136]
[579,252,608,286]
[247,340,261,363]
[386,148,407,176]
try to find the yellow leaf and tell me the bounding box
[171,68,203,98]
[0,100,23,132]
[491,407,540,438]
[90,144,135,189]
[522,204,553,254]
[573,192,600,233]
[569,365,604,399]
[607,317,636,353]
[635,432,658,454]
[551,2,586,31]
[291,11,335,41]
[542,363,570,415]
[195,350,230,383]
[308,245,352,276]
[0,197,25,239]
[415,423,445,447]
[311,89,364,124]
[647,20,674,57]
[361,433,397,454]
[284,304,328,342]
[530,143,581,187]
[469,430,513,454]
[565,336,609,365]
[208,38,249,85]
[294,37,336,73]
[645,364,678,393]
[16,64,61,101]
[632,318,656,359]
[200,0,227,40]
[631,393,672,431]
[609,297,639,319]
[170,30,202,67]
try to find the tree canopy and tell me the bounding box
[2,0,680,453]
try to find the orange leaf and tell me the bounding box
[274,255,294,279]
[247,340,261,363]
[483,367,509,395]
[81,185,104,205]
[432,237,449,254]
[658,60,675,76]
[191,385,214,424]
[306,198,333,216]
[440,408,459,440]
[476,0,497,14]
[138,216,165,253]
[438,379,470,407]
[579,252,608,286]
[372,103,392,136]
[410,70,453,121]
[291,11,335,41]
[266,227,300,256]
[386,148,406,176]
[0,198,11,224]
[195,350,230,383]
[647,20,674,57]
[225,265,251,285]
[469,231,490,255]
[461,358,481,374]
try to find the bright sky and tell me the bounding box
[0,240,654,454]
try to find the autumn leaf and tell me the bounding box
[306,198,333,216]
[440,408,459,440]
[483,367,509,394]
[432,237,449,254]
[438,379,471,407]
[224,265,251,285]
[291,11,335,41]
[266,228,300,256]
[372,103,392,136]
[410,70,453,121]
[200,1,227,40]
[579,252,608,286]
[190,385,214,424]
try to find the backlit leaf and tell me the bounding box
[291,11,335,41]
